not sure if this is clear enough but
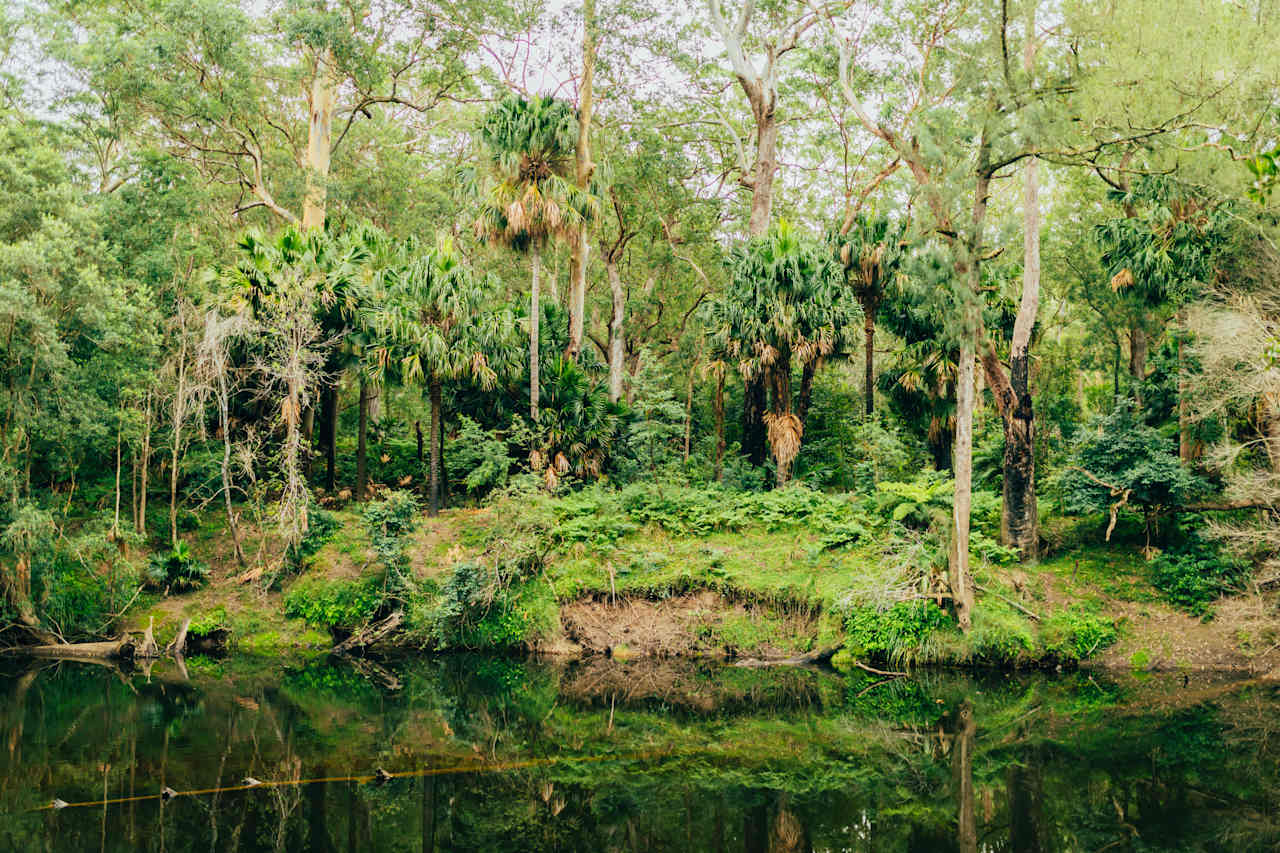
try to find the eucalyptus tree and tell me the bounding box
[50,0,482,228]
[475,94,593,420]
[370,238,514,517]
[707,221,848,486]
[830,213,907,416]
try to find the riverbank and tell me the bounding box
[118,483,1280,675]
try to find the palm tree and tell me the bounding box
[707,221,849,486]
[474,94,594,420]
[370,237,514,516]
[831,213,907,416]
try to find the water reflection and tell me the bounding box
[0,655,1277,852]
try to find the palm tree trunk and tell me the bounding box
[530,246,542,419]
[950,332,976,631]
[324,383,338,492]
[428,379,442,518]
[356,380,371,500]
[743,378,767,467]
[713,371,725,482]
[863,312,876,416]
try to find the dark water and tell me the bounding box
[0,654,1277,852]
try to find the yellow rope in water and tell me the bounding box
[35,748,674,812]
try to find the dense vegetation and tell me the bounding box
[1,0,1278,664]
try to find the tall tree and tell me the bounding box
[831,214,907,416]
[708,221,847,486]
[566,0,597,361]
[372,238,512,517]
[475,94,593,419]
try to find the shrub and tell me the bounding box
[843,600,951,663]
[873,471,953,529]
[285,575,384,630]
[447,415,514,497]
[1148,529,1248,616]
[145,542,209,592]
[363,490,419,597]
[1041,606,1119,661]
[281,505,339,579]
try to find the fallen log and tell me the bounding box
[7,636,136,661]
[733,646,838,668]
[332,611,404,654]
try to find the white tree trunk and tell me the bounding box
[531,246,542,419]
[302,49,336,231]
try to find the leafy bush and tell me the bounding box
[282,505,339,578]
[843,600,951,663]
[1148,529,1248,616]
[145,542,209,592]
[1061,402,1206,532]
[447,415,514,497]
[874,471,953,528]
[285,575,384,630]
[1042,606,1119,662]
[363,490,419,596]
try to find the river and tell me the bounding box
[1,654,1276,851]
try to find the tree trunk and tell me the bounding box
[302,49,336,231]
[743,377,768,467]
[796,357,819,429]
[324,383,339,492]
[169,334,188,549]
[356,381,371,500]
[1177,309,1194,462]
[607,259,626,403]
[216,370,246,568]
[747,106,778,237]
[138,389,150,532]
[949,333,976,631]
[1266,393,1280,474]
[863,311,876,416]
[682,366,695,463]
[566,0,595,361]
[1129,324,1147,409]
[713,371,725,482]
[428,379,442,518]
[530,246,542,419]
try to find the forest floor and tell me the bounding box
[126,502,1280,675]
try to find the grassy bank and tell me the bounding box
[125,479,1280,674]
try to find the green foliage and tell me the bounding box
[1148,529,1249,616]
[874,472,954,528]
[843,600,951,663]
[284,505,340,577]
[362,490,419,595]
[447,415,514,496]
[144,542,209,592]
[1042,606,1119,662]
[1061,402,1206,522]
[525,356,625,485]
[284,575,384,630]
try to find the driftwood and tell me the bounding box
[138,616,160,658]
[733,646,838,668]
[11,636,136,661]
[165,618,191,657]
[332,611,404,654]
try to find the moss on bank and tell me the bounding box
[129,482,1280,672]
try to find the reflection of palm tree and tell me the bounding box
[474,95,594,419]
